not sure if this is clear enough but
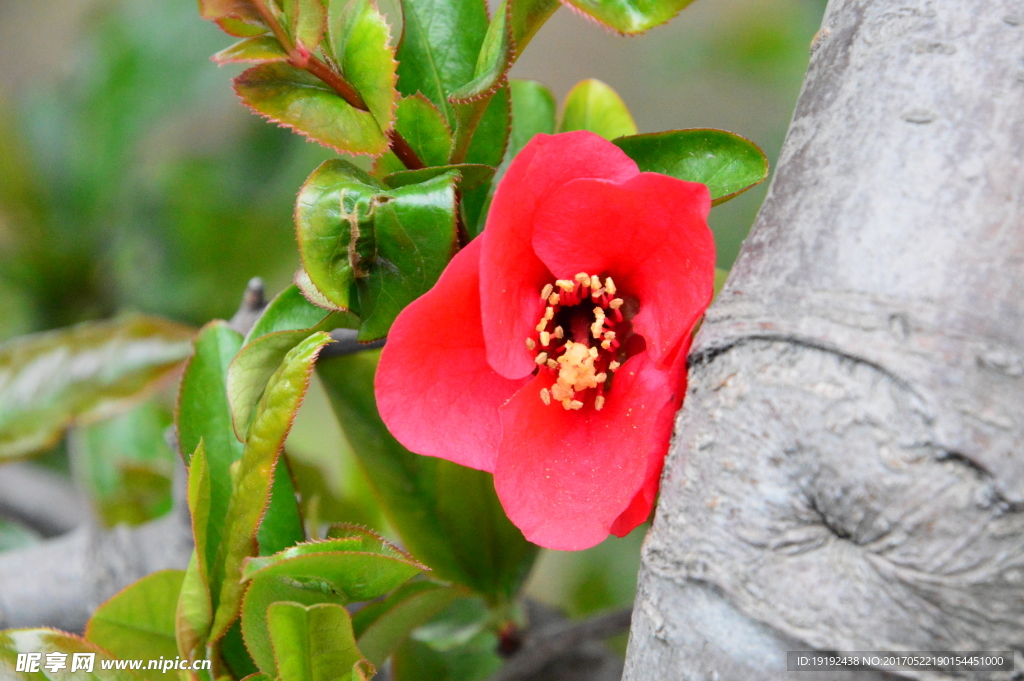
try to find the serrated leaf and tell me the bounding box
[229,286,344,441]
[213,36,289,64]
[295,161,459,340]
[328,0,399,132]
[559,78,637,140]
[267,603,373,681]
[284,0,327,52]
[318,351,538,602]
[373,94,452,176]
[0,629,144,680]
[200,0,265,24]
[177,443,213,662]
[459,85,510,236]
[0,315,193,461]
[295,269,347,312]
[562,0,696,34]
[210,332,331,642]
[352,582,464,667]
[69,400,176,527]
[257,456,305,556]
[508,79,555,158]
[395,0,489,124]
[217,15,271,37]
[240,532,422,675]
[85,570,184,681]
[613,129,769,205]
[234,63,389,156]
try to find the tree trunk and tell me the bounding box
[623,0,1024,678]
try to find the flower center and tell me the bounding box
[527,272,633,411]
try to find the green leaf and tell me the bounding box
[213,36,289,64]
[177,443,213,661]
[383,164,495,191]
[85,570,184,681]
[353,582,464,667]
[295,160,458,340]
[234,63,389,156]
[508,79,555,158]
[561,0,696,34]
[318,351,539,603]
[229,286,343,441]
[284,0,327,52]
[327,0,399,132]
[210,333,331,642]
[0,629,143,680]
[0,315,193,460]
[558,78,637,140]
[295,269,347,313]
[373,94,453,176]
[199,0,265,26]
[257,456,305,556]
[395,0,489,124]
[267,603,373,681]
[177,321,245,603]
[69,400,176,527]
[612,129,769,205]
[459,85,510,236]
[391,597,503,681]
[240,533,423,675]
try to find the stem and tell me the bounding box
[251,0,425,170]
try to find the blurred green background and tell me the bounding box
[0,0,825,624]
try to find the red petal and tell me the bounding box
[531,173,715,368]
[375,238,529,472]
[479,132,639,379]
[494,352,677,550]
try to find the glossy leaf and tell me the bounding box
[284,0,327,52]
[295,160,459,340]
[0,315,192,460]
[318,351,539,602]
[0,629,142,680]
[212,36,289,64]
[234,63,388,156]
[460,85,510,236]
[374,94,453,176]
[383,164,494,192]
[327,0,399,132]
[240,532,423,675]
[267,603,373,681]
[613,129,769,205]
[563,0,696,33]
[257,456,305,556]
[395,0,489,124]
[177,321,244,600]
[352,582,464,667]
[85,570,184,681]
[295,269,347,312]
[229,286,343,440]
[559,78,637,140]
[210,333,331,642]
[508,79,556,158]
[177,443,213,663]
[69,400,176,527]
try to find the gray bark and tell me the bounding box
[624,0,1024,679]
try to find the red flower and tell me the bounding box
[375,131,715,550]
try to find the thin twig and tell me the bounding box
[489,607,632,681]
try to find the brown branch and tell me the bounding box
[386,129,426,170]
[489,607,632,681]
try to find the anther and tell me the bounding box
[553,326,564,339]
[548,293,560,305]
[601,340,612,350]
[526,338,536,350]
[604,331,616,340]
[544,307,554,320]
[546,359,558,370]
[569,400,584,410]
[535,352,548,365]
[595,395,605,410]
[556,280,575,291]
[609,298,624,310]
[609,361,621,371]
[575,272,590,284]
[540,331,551,346]
[605,278,616,295]
[590,275,601,291]
[536,319,547,333]
[561,398,572,410]
[540,388,551,405]
[596,372,607,383]
[540,283,553,300]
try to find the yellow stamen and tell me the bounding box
[553,326,564,339]
[536,319,547,333]
[540,283,553,300]
[535,352,548,365]
[540,388,551,405]
[561,398,572,410]
[596,372,607,383]
[546,359,558,370]
[551,382,574,402]
[569,400,584,410]
[590,275,601,291]
[544,306,554,320]
[540,331,551,346]
[604,331,616,340]
[609,361,621,371]
[575,272,590,283]
[595,395,605,410]
[526,338,536,350]
[605,277,616,295]
[556,279,575,291]
[555,341,600,392]
[548,293,560,305]
[609,298,624,310]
